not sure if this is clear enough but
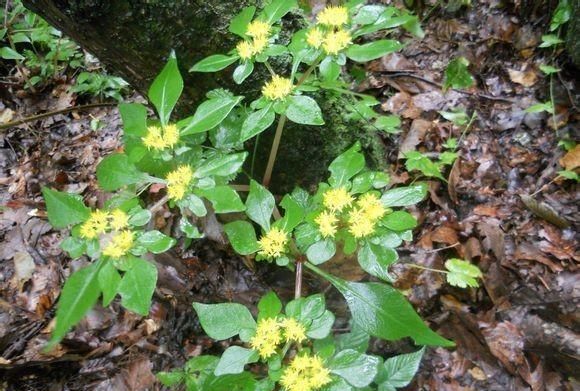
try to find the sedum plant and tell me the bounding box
[42,1,482,389]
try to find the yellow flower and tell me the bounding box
[322,29,351,55]
[261,75,293,101]
[246,20,271,38]
[314,211,338,238]
[250,318,283,358]
[258,227,288,258]
[322,187,353,212]
[102,230,134,259]
[280,354,332,391]
[348,207,376,238]
[109,209,129,231]
[357,193,386,221]
[252,35,269,55]
[166,165,193,201]
[142,124,180,150]
[79,210,110,239]
[281,318,307,343]
[237,40,254,60]
[317,5,349,27]
[306,28,324,48]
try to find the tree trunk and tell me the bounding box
[566,0,580,68]
[22,0,387,192]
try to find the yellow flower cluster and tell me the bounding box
[250,317,307,359]
[166,165,193,201]
[315,189,387,239]
[80,209,129,239]
[237,20,271,60]
[258,227,288,258]
[142,124,179,150]
[280,354,332,391]
[306,6,352,55]
[262,75,294,101]
[102,230,134,259]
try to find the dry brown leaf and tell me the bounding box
[559,144,580,171]
[481,321,525,374]
[507,68,538,87]
[398,119,432,158]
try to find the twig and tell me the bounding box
[149,195,169,214]
[0,102,117,131]
[294,260,303,299]
[262,114,287,187]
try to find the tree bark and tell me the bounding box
[22,0,387,192]
[566,0,580,68]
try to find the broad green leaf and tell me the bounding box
[306,239,336,265]
[246,180,275,231]
[233,61,254,84]
[320,56,341,81]
[404,151,444,180]
[192,302,257,341]
[329,143,365,187]
[198,186,245,213]
[445,258,482,288]
[261,0,297,23]
[98,261,121,306]
[258,291,282,320]
[48,261,103,346]
[382,211,417,231]
[148,52,183,125]
[0,47,24,60]
[525,102,553,113]
[196,152,247,178]
[443,57,474,91]
[550,0,571,31]
[336,322,370,353]
[224,220,260,255]
[119,103,148,137]
[327,277,454,347]
[346,40,403,62]
[128,208,152,226]
[190,54,239,73]
[96,153,150,191]
[277,194,305,232]
[375,115,401,133]
[558,170,579,181]
[42,187,90,229]
[357,242,397,281]
[376,348,425,388]
[229,6,256,37]
[118,257,157,315]
[157,371,184,387]
[294,222,321,252]
[353,5,386,25]
[539,34,564,48]
[180,96,243,135]
[329,349,380,387]
[60,237,86,259]
[380,184,427,207]
[539,64,560,75]
[241,105,275,142]
[179,217,203,239]
[286,294,326,323]
[438,109,468,126]
[285,95,324,125]
[181,194,207,217]
[137,230,176,254]
[307,310,335,339]
[214,346,258,375]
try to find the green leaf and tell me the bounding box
[376,348,425,388]
[181,194,207,217]
[380,184,427,207]
[190,54,239,73]
[128,208,152,226]
[196,152,248,178]
[192,302,257,341]
[375,115,401,133]
[328,143,365,187]
[61,237,86,259]
[48,261,103,346]
[179,217,203,239]
[148,52,183,125]
[118,257,157,315]
[382,211,417,231]
[336,322,370,353]
[233,61,254,84]
[229,6,256,37]
[353,5,386,25]
[357,242,397,281]
[224,221,260,255]
[329,349,380,387]
[443,57,474,91]
[198,186,245,213]
[525,102,553,113]
[328,278,454,347]
[246,180,275,231]
[137,230,176,254]
[157,371,184,387]
[96,154,150,191]
[215,346,258,375]
[539,34,564,48]
[539,64,561,75]
[277,194,305,232]
[180,96,243,135]
[346,40,403,62]
[42,187,90,229]
[258,291,282,320]
[550,0,571,31]
[261,0,297,23]
[285,95,324,125]
[119,103,148,137]
[438,109,468,126]
[307,310,335,339]
[0,47,24,60]
[98,261,121,306]
[241,105,275,142]
[558,170,579,181]
[404,151,444,180]
[306,239,336,265]
[444,258,482,288]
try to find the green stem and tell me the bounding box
[303,262,341,286]
[406,263,448,274]
[262,114,287,187]
[264,61,276,76]
[456,111,477,148]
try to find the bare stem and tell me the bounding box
[406,263,448,274]
[149,195,169,214]
[262,114,287,187]
[294,260,303,299]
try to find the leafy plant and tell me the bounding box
[443,57,474,91]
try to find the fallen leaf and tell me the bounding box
[559,144,580,171]
[480,321,525,374]
[507,68,538,87]
[399,119,432,157]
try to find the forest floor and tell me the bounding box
[0,1,578,390]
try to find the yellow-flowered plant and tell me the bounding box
[258,227,289,258]
[250,317,283,358]
[142,124,179,150]
[280,354,332,391]
[261,75,294,101]
[235,19,272,60]
[322,187,353,212]
[102,230,134,259]
[280,317,307,343]
[79,209,110,239]
[316,5,349,27]
[166,165,193,201]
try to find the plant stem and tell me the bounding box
[262,114,286,187]
[294,260,303,299]
[264,61,276,76]
[406,263,448,274]
[456,111,477,147]
[149,195,169,214]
